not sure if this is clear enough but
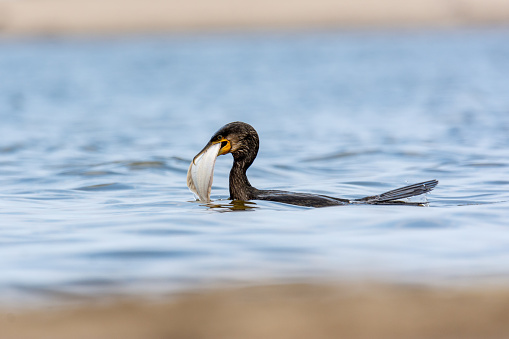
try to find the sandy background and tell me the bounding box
[0,0,509,35]
[2,283,509,339]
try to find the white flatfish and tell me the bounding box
[187,143,221,202]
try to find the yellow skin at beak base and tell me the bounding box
[217,138,231,156]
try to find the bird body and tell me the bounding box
[187,122,437,207]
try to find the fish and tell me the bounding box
[187,142,221,202]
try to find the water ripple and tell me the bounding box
[74,183,134,191]
[86,249,205,260]
[2,30,509,305]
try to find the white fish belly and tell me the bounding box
[187,143,221,202]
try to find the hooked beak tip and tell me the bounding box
[192,143,211,165]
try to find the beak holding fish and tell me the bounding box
[187,136,231,202]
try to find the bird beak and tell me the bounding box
[192,138,231,165]
[187,140,227,202]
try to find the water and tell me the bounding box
[1,29,509,305]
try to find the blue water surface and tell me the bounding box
[1,29,509,305]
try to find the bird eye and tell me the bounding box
[215,135,223,141]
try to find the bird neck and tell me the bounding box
[229,155,256,201]
[228,130,259,201]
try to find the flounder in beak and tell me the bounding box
[187,142,222,202]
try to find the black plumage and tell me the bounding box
[202,121,437,208]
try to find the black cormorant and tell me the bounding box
[187,121,438,207]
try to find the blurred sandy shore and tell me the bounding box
[2,283,509,339]
[0,0,509,36]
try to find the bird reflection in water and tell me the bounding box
[204,200,258,212]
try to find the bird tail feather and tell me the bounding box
[355,179,438,204]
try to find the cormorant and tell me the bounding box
[187,121,438,207]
